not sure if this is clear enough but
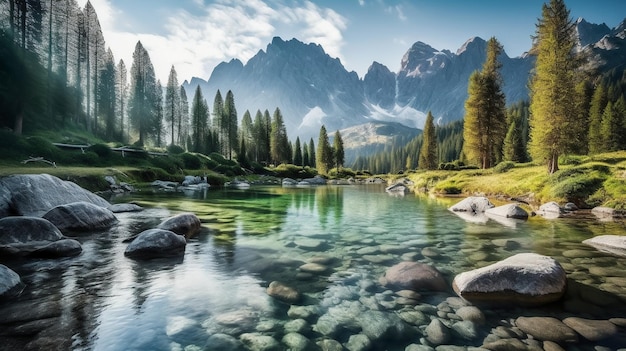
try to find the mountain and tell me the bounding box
[183,17,626,152]
[338,122,421,163]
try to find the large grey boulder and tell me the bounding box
[0,174,110,217]
[452,253,567,307]
[157,212,201,238]
[448,196,494,213]
[0,216,82,257]
[381,261,448,292]
[124,229,186,259]
[583,235,626,257]
[485,203,529,220]
[537,201,563,219]
[42,201,118,233]
[108,203,143,213]
[0,264,24,299]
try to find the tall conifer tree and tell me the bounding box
[419,111,438,169]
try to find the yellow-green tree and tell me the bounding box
[316,125,332,175]
[418,111,438,169]
[462,37,507,169]
[528,0,580,174]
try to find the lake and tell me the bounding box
[2,184,626,350]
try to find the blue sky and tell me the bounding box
[81,0,626,83]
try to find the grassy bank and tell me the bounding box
[399,151,626,209]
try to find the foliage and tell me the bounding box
[178,153,202,170]
[528,0,580,174]
[333,131,345,170]
[87,143,112,158]
[418,111,438,170]
[493,161,515,173]
[316,125,333,175]
[462,37,507,169]
[270,164,317,179]
[167,144,185,154]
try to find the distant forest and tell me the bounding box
[1,0,625,177]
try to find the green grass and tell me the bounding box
[405,152,626,209]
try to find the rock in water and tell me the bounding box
[0,216,82,257]
[0,174,110,217]
[448,196,494,213]
[0,264,24,299]
[515,317,578,342]
[381,261,448,292]
[452,253,566,306]
[124,229,186,259]
[583,235,626,257]
[157,212,201,238]
[42,201,118,233]
[485,203,529,219]
[266,281,301,303]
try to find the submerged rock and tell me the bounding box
[0,264,24,299]
[562,317,618,342]
[42,201,118,233]
[515,316,578,342]
[31,238,82,258]
[124,229,186,259]
[108,203,143,213]
[266,281,301,303]
[452,253,567,307]
[0,174,110,217]
[239,333,281,351]
[157,212,201,238]
[381,261,447,292]
[448,196,494,213]
[583,235,626,257]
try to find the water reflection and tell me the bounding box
[0,185,625,350]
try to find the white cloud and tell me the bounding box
[384,4,406,22]
[358,0,365,6]
[81,0,348,82]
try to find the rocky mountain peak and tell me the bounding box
[575,17,611,48]
[456,36,487,56]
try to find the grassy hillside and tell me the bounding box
[400,151,626,209]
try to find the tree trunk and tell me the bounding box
[548,153,559,174]
[14,110,23,136]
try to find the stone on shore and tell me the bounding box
[452,253,567,306]
[124,228,186,259]
[537,201,562,219]
[381,261,447,292]
[157,212,201,238]
[582,235,626,257]
[42,201,118,233]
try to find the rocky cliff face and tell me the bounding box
[183,17,625,143]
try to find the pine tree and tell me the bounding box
[223,90,238,159]
[419,111,438,169]
[212,90,224,153]
[98,48,116,140]
[302,142,310,167]
[293,137,303,166]
[115,59,128,142]
[129,41,159,146]
[154,79,164,147]
[308,138,316,168]
[178,85,189,147]
[270,107,289,164]
[316,125,333,175]
[240,110,253,162]
[333,130,345,170]
[462,37,507,169]
[190,85,208,153]
[588,83,608,154]
[528,0,579,173]
[165,65,180,146]
[600,98,626,151]
[252,110,266,163]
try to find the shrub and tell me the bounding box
[150,156,183,174]
[167,144,185,155]
[493,161,515,173]
[75,151,100,166]
[551,174,604,204]
[87,143,112,158]
[179,153,202,169]
[26,136,58,159]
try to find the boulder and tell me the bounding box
[0,174,110,217]
[386,183,409,194]
[485,203,529,220]
[591,206,625,219]
[124,229,186,259]
[302,176,326,185]
[239,333,281,351]
[30,238,82,258]
[537,202,562,219]
[452,253,567,307]
[157,213,201,238]
[583,235,626,257]
[448,196,494,213]
[282,178,298,186]
[42,201,118,233]
[108,203,144,213]
[0,216,81,257]
[0,264,24,299]
[381,261,448,292]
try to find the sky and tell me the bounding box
[79,0,626,83]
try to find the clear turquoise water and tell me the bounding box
[4,185,626,350]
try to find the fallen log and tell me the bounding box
[21,156,57,167]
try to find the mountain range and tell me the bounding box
[183,17,626,154]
